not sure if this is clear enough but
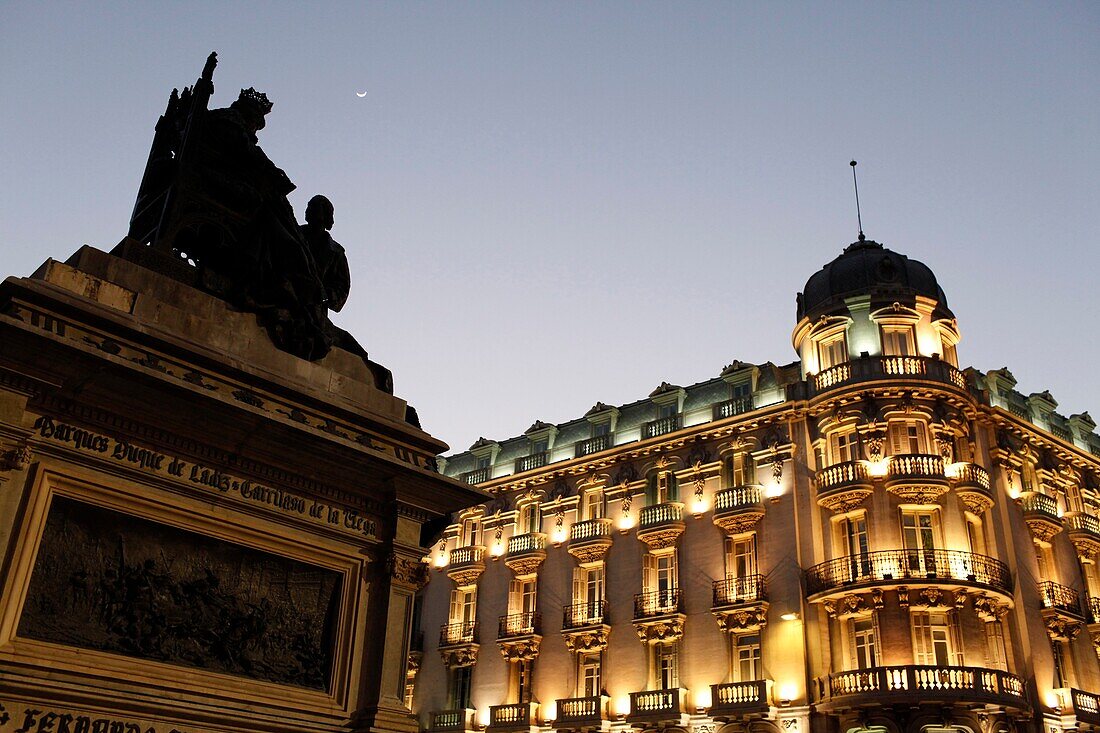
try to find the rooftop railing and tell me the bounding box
[713,395,754,420]
[515,451,549,473]
[575,434,612,457]
[643,415,682,439]
[810,355,966,397]
[461,466,492,484]
[805,549,1012,596]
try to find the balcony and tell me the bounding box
[713,395,754,420]
[447,545,486,585]
[814,461,873,513]
[804,549,1013,603]
[562,600,610,653]
[708,680,772,720]
[505,532,547,575]
[438,621,479,669]
[949,462,993,513]
[816,666,1027,713]
[1019,491,1062,543]
[713,485,766,534]
[712,575,768,632]
[1039,581,1083,640]
[642,415,681,439]
[1071,689,1100,728]
[809,355,968,398]
[515,452,550,474]
[461,466,492,484]
[553,695,610,732]
[497,612,542,661]
[637,502,685,549]
[488,703,539,733]
[633,589,684,643]
[1066,512,1100,558]
[428,709,477,733]
[884,453,949,502]
[575,434,612,458]
[568,518,614,563]
[626,689,688,727]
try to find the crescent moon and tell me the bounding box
[356,91,367,98]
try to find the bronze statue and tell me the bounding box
[123,53,393,392]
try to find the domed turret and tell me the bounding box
[797,238,954,323]
[792,238,960,379]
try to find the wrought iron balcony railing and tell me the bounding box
[1038,581,1082,616]
[804,549,1012,596]
[710,680,770,716]
[819,665,1025,707]
[634,588,683,618]
[713,395,754,420]
[1020,491,1060,519]
[643,415,681,439]
[515,451,549,473]
[498,611,540,638]
[564,599,607,628]
[575,434,612,457]
[440,620,479,646]
[810,355,967,396]
[713,575,767,606]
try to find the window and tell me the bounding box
[818,334,848,370]
[477,455,492,470]
[518,502,541,534]
[461,517,482,547]
[643,551,678,612]
[838,514,870,580]
[578,653,602,697]
[655,643,679,689]
[881,325,916,356]
[889,420,928,455]
[725,535,757,581]
[508,578,537,617]
[732,633,761,682]
[646,470,679,504]
[912,611,962,666]
[571,566,605,624]
[531,438,549,455]
[726,450,756,486]
[902,510,940,575]
[582,489,605,520]
[985,621,1007,671]
[449,588,477,626]
[849,616,879,670]
[829,431,861,464]
[940,337,958,366]
[1052,642,1068,688]
[515,659,535,703]
[592,422,611,438]
[657,402,678,420]
[450,666,472,709]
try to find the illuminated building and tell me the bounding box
[412,236,1100,733]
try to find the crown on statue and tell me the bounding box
[237,87,273,114]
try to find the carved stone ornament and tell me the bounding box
[870,588,884,610]
[817,488,873,514]
[498,637,542,662]
[634,616,685,643]
[568,540,612,564]
[713,604,768,632]
[446,565,485,587]
[954,588,968,609]
[1091,632,1100,658]
[957,488,995,515]
[563,627,610,653]
[440,644,479,669]
[973,594,1010,622]
[1043,614,1082,642]
[897,587,910,608]
[504,553,546,576]
[1,444,32,472]
[389,554,430,590]
[920,588,945,607]
[714,509,766,535]
[637,526,684,550]
[1024,517,1062,544]
[406,651,423,675]
[823,601,838,618]
[886,482,949,504]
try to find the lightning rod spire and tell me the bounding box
[850,160,865,242]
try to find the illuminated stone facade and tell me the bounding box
[414,238,1100,733]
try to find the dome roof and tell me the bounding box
[797,238,954,322]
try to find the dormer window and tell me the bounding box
[657,402,677,420]
[818,334,848,370]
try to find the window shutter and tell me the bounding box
[847,619,857,669]
[667,473,679,502]
[643,553,656,592]
[911,611,932,665]
[449,589,460,623]
[646,473,657,504]
[509,579,521,615]
[871,612,882,666]
[948,611,965,666]
[889,423,905,456]
[572,567,583,604]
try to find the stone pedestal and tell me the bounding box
[0,245,484,733]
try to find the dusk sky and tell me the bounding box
[2,3,1097,454]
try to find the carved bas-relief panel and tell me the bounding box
[18,496,342,690]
